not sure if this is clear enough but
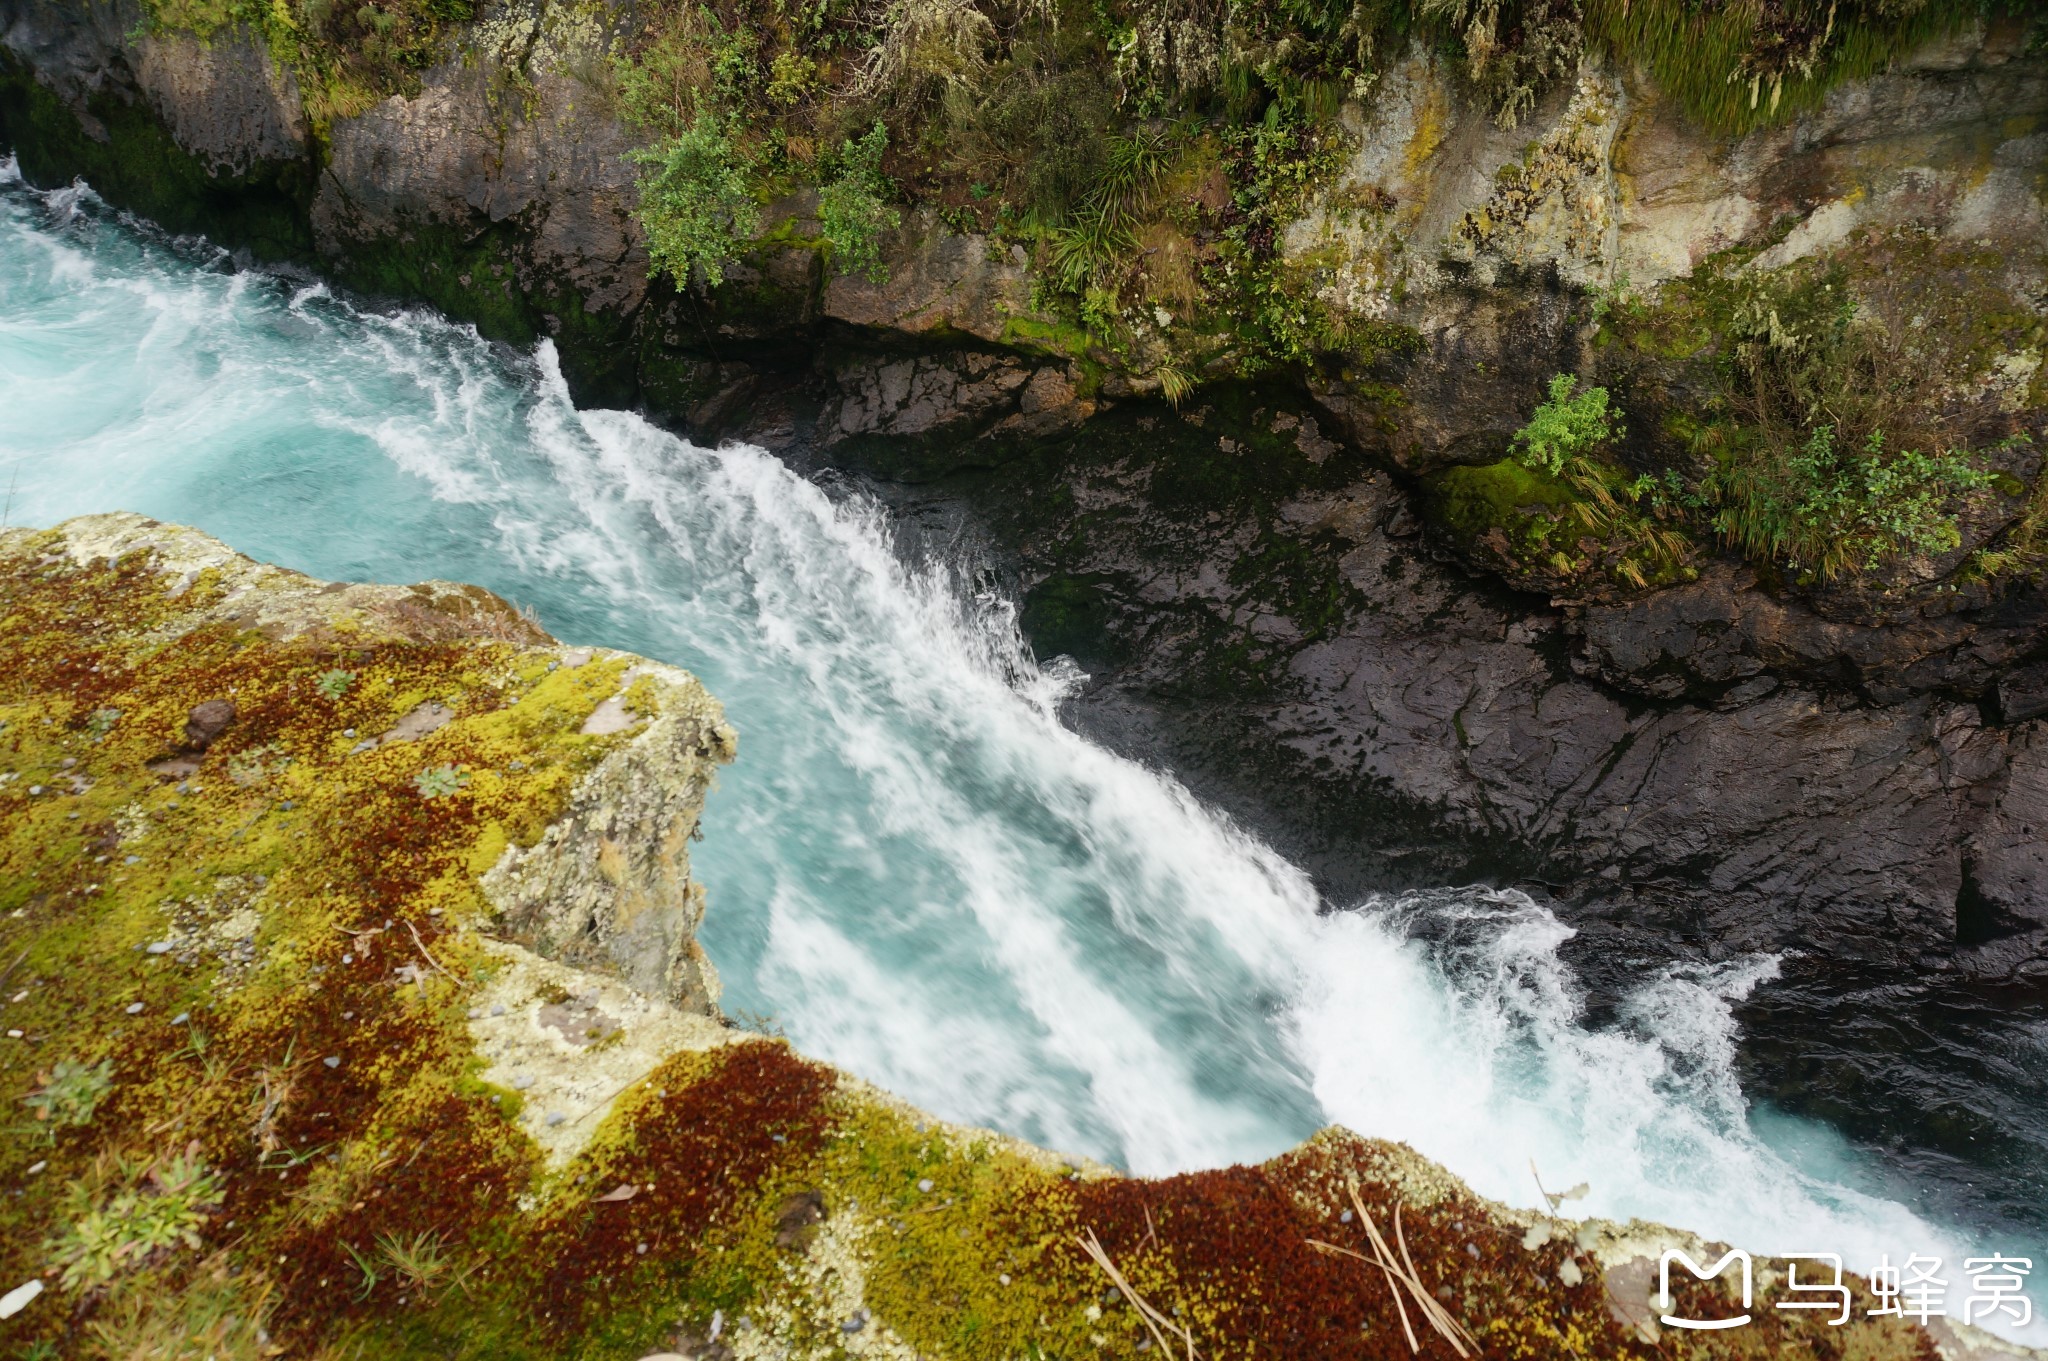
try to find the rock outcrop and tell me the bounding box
[0,514,2027,1360]
[2,0,2046,1149]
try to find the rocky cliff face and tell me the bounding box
[10,513,2018,1360]
[1,0,2045,1031]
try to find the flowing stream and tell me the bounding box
[3,158,2038,1340]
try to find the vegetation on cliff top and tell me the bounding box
[582,0,2002,391]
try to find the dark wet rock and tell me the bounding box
[184,698,236,749]
[1998,659,2048,724]
[1570,565,2048,707]
[882,389,2048,987]
[773,1188,825,1248]
[819,350,1034,445]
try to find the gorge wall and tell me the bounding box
[1,0,2046,993]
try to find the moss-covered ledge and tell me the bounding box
[0,513,2007,1360]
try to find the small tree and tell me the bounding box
[632,115,758,290]
[818,121,901,283]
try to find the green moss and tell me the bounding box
[0,56,314,263]
[1428,456,1579,557]
[1426,456,1695,595]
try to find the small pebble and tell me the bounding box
[999,1273,1012,1285]
[512,1075,535,1091]
[26,786,40,796]
[341,1011,354,1020]
[343,729,356,738]
[171,1012,189,1025]
[342,954,353,964]
[123,1002,144,1015]
[25,1162,45,1175]
[5,1030,21,1039]
[322,1056,341,1069]
[544,1112,566,1127]
[145,941,173,955]
[490,1004,506,1017]
[840,1315,866,1334]
[124,855,138,865]
[917,1178,934,1193]
[635,1242,648,1255]
[468,1007,483,1020]
[1339,1209,1353,1223]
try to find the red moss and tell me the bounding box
[523,1040,836,1334]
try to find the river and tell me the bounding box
[2,155,2038,1342]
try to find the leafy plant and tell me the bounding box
[414,764,471,799]
[1711,425,1995,577]
[1689,260,2000,579]
[315,668,356,699]
[24,1058,114,1136]
[632,114,759,290]
[86,707,121,739]
[1503,373,1692,588]
[818,121,902,282]
[1513,373,1623,477]
[50,1149,223,1289]
[853,0,996,105]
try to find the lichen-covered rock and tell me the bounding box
[481,655,734,1011]
[2,513,2013,1359]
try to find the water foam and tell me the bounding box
[2,160,2037,1342]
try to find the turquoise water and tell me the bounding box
[3,159,2035,1336]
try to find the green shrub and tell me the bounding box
[818,121,902,281]
[315,668,356,699]
[1513,372,1623,477]
[1712,425,1995,577]
[632,115,759,290]
[1492,373,1693,589]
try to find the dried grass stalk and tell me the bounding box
[1307,1182,1478,1357]
[1077,1227,1198,1360]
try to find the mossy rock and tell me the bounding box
[0,514,1951,1359]
[1425,458,1695,598]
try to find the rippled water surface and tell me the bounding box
[2,159,2038,1340]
